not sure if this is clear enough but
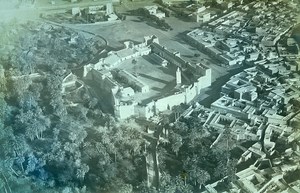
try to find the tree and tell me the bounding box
[0,66,7,93]
[0,172,11,193]
[88,97,98,109]
[76,164,89,181]
[214,160,227,179]
[186,127,206,150]
[188,168,210,189]
[213,158,237,186]
[169,132,182,156]
[46,74,63,97]
[183,153,210,189]
[16,108,50,141]
[9,75,32,100]
[3,135,30,175]
[226,159,237,185]
[50,97,67,117]
[18,91,39,111]
[221,126,236,161]
[25,153,44,175]
[0,93,7,124]
[172,121,189,135]
[172,105,185,121]
[103,179,133,193]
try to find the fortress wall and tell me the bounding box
[151,43,188,69]
[197,68,211,89]
[115,103,136,119]
[137,67,211,119]
[86,69,119,113]
[185,85,198,103]
[90,69,119,92]
[155,92,186,112]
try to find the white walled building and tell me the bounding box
[144,5,166,19]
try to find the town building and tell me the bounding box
[144,5,166,19]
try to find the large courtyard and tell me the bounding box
[113,53,178,103]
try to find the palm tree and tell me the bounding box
[189,167,210,189]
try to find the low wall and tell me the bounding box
[65,19,121,27]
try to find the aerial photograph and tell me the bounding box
[0,0,300,192]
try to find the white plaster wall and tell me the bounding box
[197,68,211,89]
[155,93,186,112]
[185,86,198,103]
[115,104,135,119]
[135,105,146,117]
[202,13,211,22]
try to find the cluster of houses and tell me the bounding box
[177,0,300,192]
[186,0,298,67]
[181,63,300,192]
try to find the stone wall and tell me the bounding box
[115,103,136,119]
